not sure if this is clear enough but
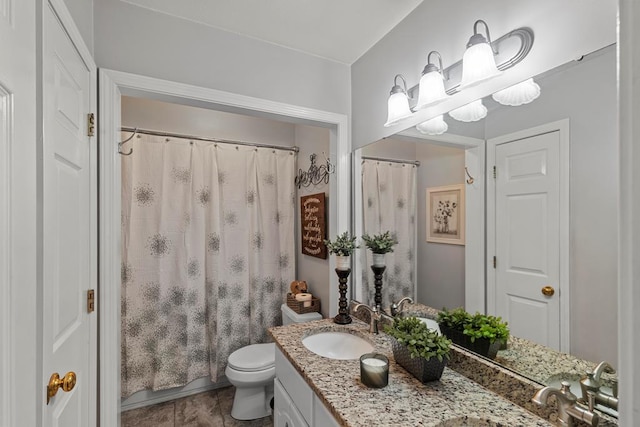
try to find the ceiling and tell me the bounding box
[121,0,424,64]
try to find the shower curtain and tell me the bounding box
[361,159,417,309]
[121,133,295,397]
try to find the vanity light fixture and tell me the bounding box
[416,51,449,110]
[384,74,413,127]
[416,115,448,135]
[491,78,541,106]
[459,20,502,89]
[448,99,487,122]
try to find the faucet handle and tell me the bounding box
[586,390,596,412]
[560,380,578,402]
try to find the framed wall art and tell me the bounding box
[426,184,465,245]
[300,192,327,258]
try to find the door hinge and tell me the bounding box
[87,289,95,313]
[493,166,497,179]
[87,113,95,137]
[493,256,497,269]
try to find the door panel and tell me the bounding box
[43,3,96,426]
[494,131,560,350]
[0,0,37,424]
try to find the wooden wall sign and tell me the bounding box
[301,193,327,259]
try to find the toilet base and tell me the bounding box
[230,383,274,420]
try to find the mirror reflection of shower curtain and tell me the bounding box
[121,133,295,397]
[361,160,417,308]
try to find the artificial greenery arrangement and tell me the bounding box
[323,231,359,256]
[384,316,451,362]
[361,231,398,254]
[437,307,509,344]
[437,307,509,360]
[384,316,451,382]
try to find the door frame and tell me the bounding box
[486,119,570,353]
[98,69,350,426]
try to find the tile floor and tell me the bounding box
[121,386,274,427]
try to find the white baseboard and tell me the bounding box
[120,376,231,412]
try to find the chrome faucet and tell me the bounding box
[532,381,599,427]
[580,362,618,411]
[390,297,413,317]
[354,303,382,334]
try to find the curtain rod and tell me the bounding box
[120,127,299,153]
[362,155,420,167]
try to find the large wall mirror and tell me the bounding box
[352,45,618,417]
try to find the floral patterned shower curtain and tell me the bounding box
[360,159,417,308]
[121,133,295,397]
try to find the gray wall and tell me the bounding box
[485,47,617,364]
[94,0,350,116]
[63,0,93,53]
[294,125,331,318]
[351,0,617,150]
[415,144,465,310]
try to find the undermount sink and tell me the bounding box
[302,331,374,360]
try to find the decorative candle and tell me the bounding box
[295,292,313,307]
[360,353,389,388]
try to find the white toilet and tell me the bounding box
[225,304,322,420]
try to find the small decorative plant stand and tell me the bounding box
[333,268,352,324]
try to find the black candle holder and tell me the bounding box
[333,268,352,324]
[371,265,386,312]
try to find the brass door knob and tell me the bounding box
[541,286,555,297]
[47,371,76,404]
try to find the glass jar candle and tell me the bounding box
[360,353,389,388]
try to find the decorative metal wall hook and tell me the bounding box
[465,167,475,185]
[295,153,335,189]
[118,128,136,156]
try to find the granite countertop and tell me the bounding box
[269,318,552,427]
[394,302,618,426]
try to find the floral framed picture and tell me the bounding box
[426,184,465,245]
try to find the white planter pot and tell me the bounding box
[335,255,351,270]
[372,253,386,267]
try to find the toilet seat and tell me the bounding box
[228,343,275,372]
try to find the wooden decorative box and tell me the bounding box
[286,293,321,314]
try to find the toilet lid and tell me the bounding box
[228,343,275,372]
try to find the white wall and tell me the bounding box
[351,0,617,150]
[94,0,350,116]
[618,1,640,422]
[63,0,94,53]
[485,47,617,364]
[415,144,465,310]
[121,96,296,147]
[294,125,331,318]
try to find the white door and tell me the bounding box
[42,2,97,425]
[0,0,37,425]
[489,124,567,351]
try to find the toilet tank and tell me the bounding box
[281,304,322,325]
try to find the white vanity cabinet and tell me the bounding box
[274,348,340,427]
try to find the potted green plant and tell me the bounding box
[362,231,397,267]
[384,316,451,382]
[436,307,509,360]
[324,231,359,270]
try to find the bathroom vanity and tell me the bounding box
[269,318,553,426]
